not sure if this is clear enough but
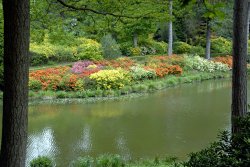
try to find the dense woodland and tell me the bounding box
[0,0,250,166]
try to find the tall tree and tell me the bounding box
[231,0,248,134]
[0,0,30,166]
[168,0,173,55]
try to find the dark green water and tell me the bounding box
[3,79,249,166]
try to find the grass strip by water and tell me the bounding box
[27,71,231,105]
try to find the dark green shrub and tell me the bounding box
[120,41,133,56]
[101,34,122,59]
[96,154,124,167]
[30,51,49,66]
[30,156,53,167]
[189,45,205,55]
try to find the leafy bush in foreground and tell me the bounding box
[30,156,53,167]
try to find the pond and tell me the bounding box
[2,78,250,166]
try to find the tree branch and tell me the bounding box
[56,0,150,19]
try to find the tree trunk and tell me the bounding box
[247,2,250,40]
[0,0,30,166]
[205,20,211,59]
[232,0,248,134]
[133,32,138,47]
[168,0,173,56]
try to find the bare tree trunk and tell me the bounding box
[205,20,211,59]
[168,0,173,56]
[247,2,250,40]
[133,32,138,47]
[232,0,248,134]
[0,0,30,166]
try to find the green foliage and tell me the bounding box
[211,37,232,54]
[120,42,133,56]
[30,156,53,167]
[129,47,142,56]
[29,78,42,91]
[70,156,94,167]
[139,38,167,55]
[130,66,156,81]
[185,113,250,167]
[173,42,192,54]
[101,34,122,59]
[73,38,103,61]
[189,46,205,55]
[96,154,124,167]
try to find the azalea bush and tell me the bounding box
[89,69,131,90]
[212,56,233,68]
[184,55,230,72]
[29,66,84,91]
[130,66,156,81]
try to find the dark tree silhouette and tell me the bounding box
[232,0,248,134]
[0,0,30,166]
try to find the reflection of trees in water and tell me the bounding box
[26,127,57,165]
[116,132,131,161]
[74,125,92,153]
[197,80,231,94]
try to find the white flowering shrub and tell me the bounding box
[183,55,230,72]
[130,66,156,81]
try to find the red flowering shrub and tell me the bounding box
[212,55,233,68]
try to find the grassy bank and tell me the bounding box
[28,71,230,104]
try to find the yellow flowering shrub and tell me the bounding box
[89,68,131,90]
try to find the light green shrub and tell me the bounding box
[211,37,232,54]
[74,38,103,60]
[174,42,192,54]
[129,47,142,56]
[89,68,131,90]
[130,66,156,81]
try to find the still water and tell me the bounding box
[4,79,249,166]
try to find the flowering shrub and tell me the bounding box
[89,69,131,89]
[29,66,84,91]
[184,55,230,72]
[130,66,156,81]
[212,56,233,68]
[71,61,94,74]
[152,65,183,78]
[95,57,134,70]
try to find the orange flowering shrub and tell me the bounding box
[212,56,233,68]
[146,63,183,78]
[29,66,84,91]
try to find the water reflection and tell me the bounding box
[116,133,131,160]
[26,127,57,165]
[75,125,92,153]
